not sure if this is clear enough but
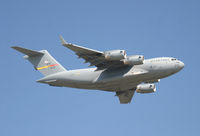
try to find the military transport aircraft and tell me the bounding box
[12,36,184,104]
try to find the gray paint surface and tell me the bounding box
[12,38,184,103]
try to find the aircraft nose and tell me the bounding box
[177,60,184,70]
[179,61,184,69]
[174,60,184,72]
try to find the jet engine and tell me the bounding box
[136,84,156,94]
[123,55,144,65]
[104,50,126,60]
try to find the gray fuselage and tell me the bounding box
[37,57,184,92]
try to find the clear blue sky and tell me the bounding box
[1,0,200,135]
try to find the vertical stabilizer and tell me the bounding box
[12,46,66,76]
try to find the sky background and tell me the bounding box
[1,0,200,135]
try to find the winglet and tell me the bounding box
[59,35,68,45]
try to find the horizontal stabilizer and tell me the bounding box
[11,46,44,56]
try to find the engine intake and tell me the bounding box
[136,84,156,94]
[123,55,144,65]
[104,50,126,60]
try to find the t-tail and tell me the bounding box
[11,46,67,76]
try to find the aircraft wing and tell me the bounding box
[116,90,135,104]
[60,36,124,70]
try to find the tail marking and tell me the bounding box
[36,63,59,70]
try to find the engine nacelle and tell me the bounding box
[136,84,156,94]
[123,55,144,65]
[104,50,126,60]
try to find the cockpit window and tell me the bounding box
[171,58,177,61]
